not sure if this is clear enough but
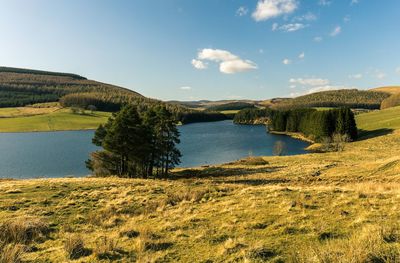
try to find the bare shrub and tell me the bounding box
[332,133,350,152]
[273,141,287,156]
[321,133,350,152]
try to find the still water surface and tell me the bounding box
[0,121,309,178]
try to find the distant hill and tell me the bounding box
[0,66,231,124]
[259,98,292,108]
[271,89,390,110]
[0,66,143,108]
[168,99,261,110]
[370,86,400,95]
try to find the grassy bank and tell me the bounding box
[0,108,111,132]
[1,107,400,262]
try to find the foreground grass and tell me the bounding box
[1,107,400,262]
[1,128,400,261]
[0,108,111,132]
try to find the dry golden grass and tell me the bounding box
[371,86,400,95]
[1,112,400,261]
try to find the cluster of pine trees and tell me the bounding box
[270,108,358,141]
[233,108,272,124]
[86,104,181,178]
[206,102,255,111]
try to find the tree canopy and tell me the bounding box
[87,104,181,178]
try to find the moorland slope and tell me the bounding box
[1,107,400,262]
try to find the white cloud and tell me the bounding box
[314,36,323,42]
[282,58,292,65]
[298,52,305,59]
[318,0,332,6]
[191,59,207,70]
[198,49,238,62]
[348,73,363,79]
[259,49,264,54]
[252,0,298,21]
[330,26,342,37]
[272,23,307,32]
[293,12,317,22]
[180,86,192,91]
[290,85,296,89]
[220,60,257,74]
[193,48,257,74]
[343,15,351,22]
[396,67,400,75]
[289,78,330,86]
[236,6,248,16]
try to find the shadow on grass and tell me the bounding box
[171,166,283,180]
[357,128,394,141]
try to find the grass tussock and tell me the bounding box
[94,236,121,260]
[0,217,49,245]
[0,243,26,263]
[64,234,91,260]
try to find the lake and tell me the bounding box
[0,121,309,179]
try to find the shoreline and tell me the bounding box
[0,127,97,134]
[268,130,315,144]
[268,130,321,152]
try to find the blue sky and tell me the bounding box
[0,0,399,101]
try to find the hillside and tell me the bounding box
[169,100,260,110]
[370,86,400,95]
[272,89,390,110]
[0,67,143,108]
[2,107,400,262]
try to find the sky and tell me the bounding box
[0,0,399,101]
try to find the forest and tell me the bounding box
[272,89,390,110]
[269,108,358,141]
[233,108,272,124]
[206,102,255,111]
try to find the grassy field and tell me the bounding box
[1,107,400,262]
[356,106,400,138]
[0,108,111,132]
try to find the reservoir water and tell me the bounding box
[0,120,309,179]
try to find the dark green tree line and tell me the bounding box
[86,104,181,178]
[269,108,358,142]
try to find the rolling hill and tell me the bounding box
[0,67,143,108]
[370,86,400,95]
[271,89,390,110]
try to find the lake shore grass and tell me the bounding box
[1,107,400,262]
